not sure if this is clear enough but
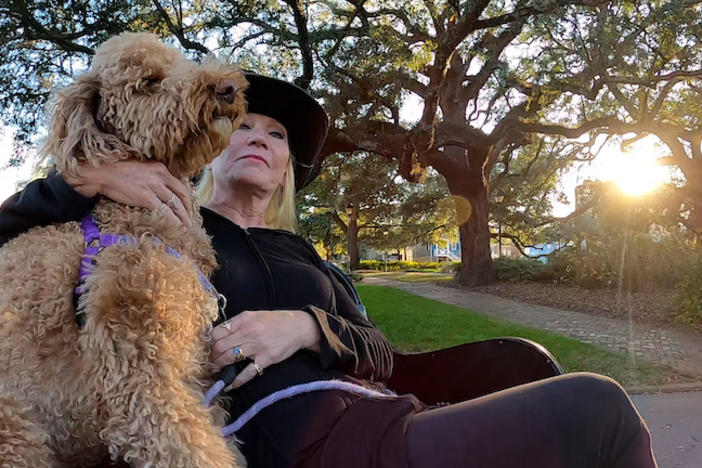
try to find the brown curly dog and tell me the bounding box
[0,32,248,467]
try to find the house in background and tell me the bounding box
[358,229,561,264]
[360,237,529,263]
[490,242,521,258]
[359,241,461,262]
[358,245,405,261]
[410,242,461,262]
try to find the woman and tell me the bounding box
[0,73,657,468]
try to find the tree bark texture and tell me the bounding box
[348,209,360,270]
[445,172,495,286]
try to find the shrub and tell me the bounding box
[349,271,364,282]
[493,257,545,282]
[674,260,702,328]
[534,249,575,284]
[545,233,700,290]
[359,260,381,270]
[400,261,442,271]
[439,261,461,273]
[555,243,616,289]
[358,260,444,271]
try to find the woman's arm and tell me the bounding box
[209,247,395,388]
[210,286,394,390]
[0,161,192,247]
[303,268,394,382]
[0,170,96,247]
[63,161,193,226]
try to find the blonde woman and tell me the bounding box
[0,73,656,468]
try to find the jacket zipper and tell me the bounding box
[243,229,276,306]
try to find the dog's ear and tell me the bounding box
[42,72,136,177]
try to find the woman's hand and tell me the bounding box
[210,310,322,389]
[63,160,192,226]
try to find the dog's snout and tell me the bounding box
[216,80,238,104]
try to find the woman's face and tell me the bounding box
[211,112,290,194]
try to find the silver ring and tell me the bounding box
[221,320,232,331]
[232,346,244,362]
[252,361,264,376]
[166,194,178,209]
[156,202,168,215]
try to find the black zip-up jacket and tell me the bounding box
[0,171,396,467]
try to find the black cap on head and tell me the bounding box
[243,73,329,191]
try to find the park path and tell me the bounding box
[364,276,702,378]
[632,391,702,468]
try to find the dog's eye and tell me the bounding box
[143,75,162,85]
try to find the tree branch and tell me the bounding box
[491,231,569,259]
[152,0,210,54]
[606,84,639,119]
[11,0,94,54]
[504,186,606,229]
[282,0,314,89]
[329,210,348,234]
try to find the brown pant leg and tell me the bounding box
[406,373,657,468]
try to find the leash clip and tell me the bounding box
[217,293,228,318]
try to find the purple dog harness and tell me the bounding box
[75,214,393,438]
[74,214,225,327]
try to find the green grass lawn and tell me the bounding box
[357,284,693,387]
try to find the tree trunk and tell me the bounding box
[445,176,494,286]
[348,212,360,270]
[323,228,335,262]
[329,209,360,269]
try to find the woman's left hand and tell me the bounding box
[210,310,321,389]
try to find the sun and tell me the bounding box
[611,157,667,196]
[593,138,669,196]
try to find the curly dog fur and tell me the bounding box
[0,32,248,467]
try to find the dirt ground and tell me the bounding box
[469,281,699,333]
[361,271,701,335]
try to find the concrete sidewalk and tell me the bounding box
[364,276,702,378]
[632,391,702,468]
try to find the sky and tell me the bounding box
[0,129,39,204]
[550,135,672,216]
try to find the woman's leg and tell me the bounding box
[406,372,657,468]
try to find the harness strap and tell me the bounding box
[74,214,225,327]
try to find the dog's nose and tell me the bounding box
[216,80,238,104]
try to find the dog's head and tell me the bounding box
[44,32,248,179]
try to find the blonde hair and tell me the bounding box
[196,156,298,233]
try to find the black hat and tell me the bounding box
[243,73,329,191]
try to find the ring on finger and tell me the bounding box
[166,194,178,209]
[221,320,232,331]
[156,202,168,216]
[252,361,264,376]
[232,346,245,362]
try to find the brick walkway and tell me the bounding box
[365,277,702,377]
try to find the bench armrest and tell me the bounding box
[387,337,564,405]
